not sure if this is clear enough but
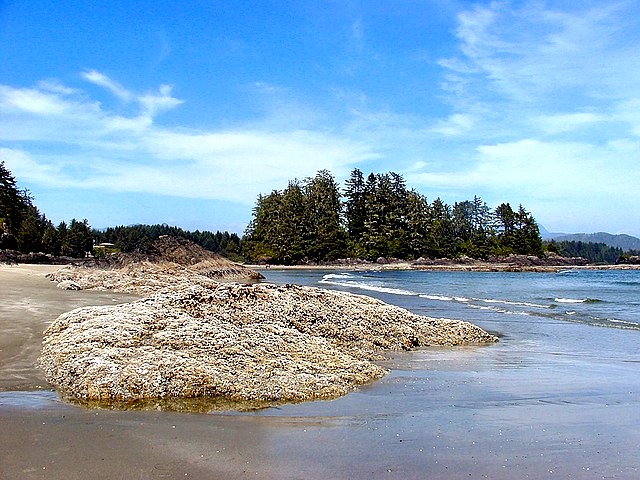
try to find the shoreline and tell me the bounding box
[245,261,640,272]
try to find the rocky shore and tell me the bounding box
[38,237,497,406]
[251,252,640,272]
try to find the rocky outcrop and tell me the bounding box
[47,260,260,294]
[39,236,497,407]
[46,236,263,293]
[40,282,497,404]
[411,252,589,271]
[617,255,640,265]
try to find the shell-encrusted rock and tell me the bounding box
[40,282,497,404]
[56,279,82,290]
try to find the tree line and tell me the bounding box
[546,240,636,265]
[5,160,632,266]
[242,169,544,264]
[1,161,240,259]
[1,161,93,257]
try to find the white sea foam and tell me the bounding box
[419,294,454,301]
[319,278,415,296]
[321,273,354,280]
[479,298,550,309]
[555,298,588,303]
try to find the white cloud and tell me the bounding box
[534,112,607,135]
[138,85,183,117]
[406,137,640,233]
[0,148,66,186]
[436,0,640,139]
[612,98,640,137]
[418,1,640,235]
[445,3,633,104]
[0,75,377,205]
[431,113,475,136]
[0,85,70,116]
[80,70,182,120]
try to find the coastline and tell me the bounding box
[245,261,640,273]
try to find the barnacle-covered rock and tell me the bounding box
[40,282,497,404]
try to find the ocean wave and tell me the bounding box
[320,273,553,311]
[321,273,355,280]
[319,278,416,296]
[554,297,602,304]
[557,269,578,275]
[573,316,640,331]
[313,270,640,333]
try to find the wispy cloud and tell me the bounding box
[0,72,377,204]
[82,70,133,102]
[440,2,635,108]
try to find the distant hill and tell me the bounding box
[538,225,565,240]
[549,232,640,252]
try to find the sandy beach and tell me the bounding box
[2,264,639,479]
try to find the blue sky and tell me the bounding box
[2,1,640,236]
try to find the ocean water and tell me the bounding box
[268,268,640,332]
[263,268,640,371]
[254,268,640,478]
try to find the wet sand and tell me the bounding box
[0,265,140,391]
[2,265,639,479]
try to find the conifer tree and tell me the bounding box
[303,170,345,261]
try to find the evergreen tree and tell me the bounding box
[404,190,430,259]
[17,204,45,254]
[0,161,27,237]
[494,202,516,254]
[303,170,345,261]
[66,219,93,258]
[57,221,69,256]
[243,169,546,263]
[426,198,454,258]
[343,168,367,257]
[42,219,61,256]
[513,205,543,255]
[243,191,283,261]
[278,180,308,263]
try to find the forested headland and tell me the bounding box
[242,169,544,264]
[546,240,638,265]
[1,161,93,258]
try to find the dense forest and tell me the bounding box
[242,169,544,264]
[3,161,637,265]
